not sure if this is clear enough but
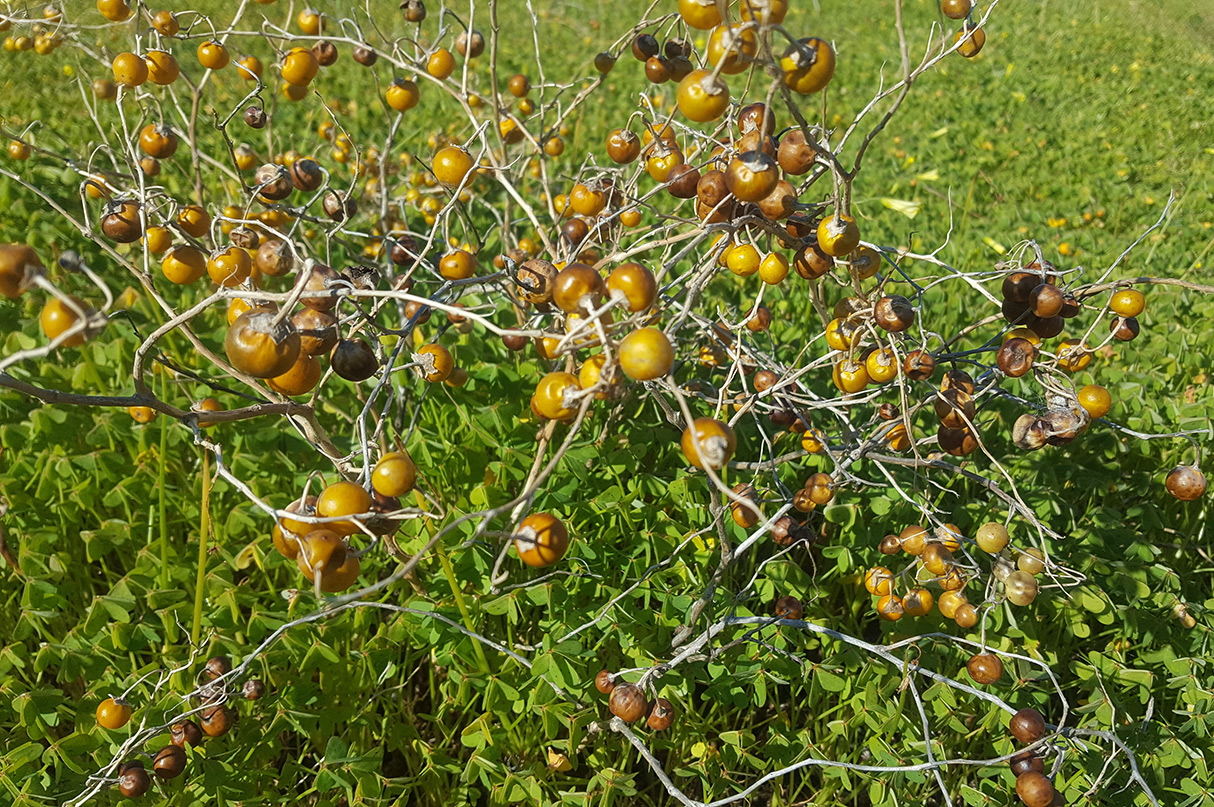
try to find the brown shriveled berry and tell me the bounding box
[873,295,914,332]
[170,720,203,747]
[646,697,675,730]
[771,516,796,546]
[242,679,266,700]
[608,683,648,723]
[998,338,1035,377]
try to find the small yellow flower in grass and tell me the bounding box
[1058,242,1076,256]
[1047,216,1066,228]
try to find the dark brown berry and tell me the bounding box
[118,761,151,797]
[153,744,186,779]
[200,704,236,737]
[203,656,232,681]
[774,595,803,620]
[1009,707,1046,744]
[170,720,203,747]
[242,679,266,700]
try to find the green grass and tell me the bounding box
[1,1,1212,806]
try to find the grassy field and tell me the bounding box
[1,1,1212,806]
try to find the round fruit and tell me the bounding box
[267,353,322,397]
[514,512,569,567]
[372,452,416,498]
[0,245,38,298]
[197,40,230,70]
[386,77,420,111]
[998,338,1035,377]
[903,587,934,617]
[416,344,453,382]
[1010,750,1045,777]
[864,566,893,596]
[456,29,486,59]
[679,0,722,29]
[112,52,148,87]
[96,697,132,730]
[618,327,674,381]
[1110,288,1145,317]
[725,151,779,202]
[242,679,267,700]
[153,744,186,779]
[647,698,675,731]
[1015,772,1055,807]
[129,406,157,423]
[1076,384,1111,419]
[681,418,736,471]
[901,524,929,555]
[433,146,474,187]
[967,653,1003,685]
[781,37,836,94]
[1005,570,1039,606]
[975,522,1009,553]
[534,372,581,420]
[320,555,362,592]
[876,594,904,621]
[200,705,235,737]
[145,50,180,85]
[296,529,348,581]
[101,201,142,243]
[316,481,372,536]
[595,670,615,694]
[331,338,379,381]
[816,214,860,257]
[606,262,656,311]
[677,69,730,122]
[1018,548,1046,575]
[176,205,211,238]
[553,263,605,313]
[170,720,203,747]
[706,24,756,74]
[956,26,986,58]
[225,310,301,379]
[774,595,803,620]
[203,655,232,680]
[942,0,972,19]
[161,247,207,285]
[1165,465,1207,501]
[1110,316,1140,341]
[608,683,648,723]
[874,295,915,332]
[41,296,90,347]
[402,0,426,22]
[118,761,150,797]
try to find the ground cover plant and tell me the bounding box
[0,0,1212,805]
